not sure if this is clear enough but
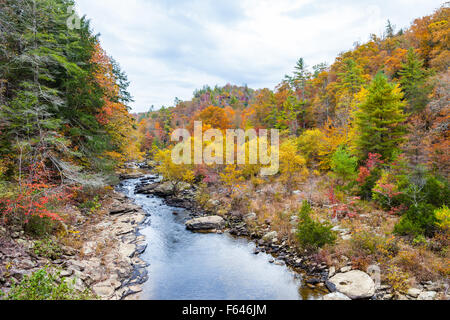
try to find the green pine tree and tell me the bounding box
[337,58,366,95]
[354,72,408,161]
[398,48,431,113]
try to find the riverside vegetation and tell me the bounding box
[136,5,449,300]
[0,0,449,300]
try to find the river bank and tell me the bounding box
[1,168,446,300]
[133,169,448,300]
[0,171,150,300]
[132,172,353,299]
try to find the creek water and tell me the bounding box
[119,177,322,300]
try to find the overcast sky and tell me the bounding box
[75,0,445,113]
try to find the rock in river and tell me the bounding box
[185,216,225,231]
[322,292,351,300]
[328,270,375,299]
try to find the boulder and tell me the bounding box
[406,288,422,298]
[135,183,158,194]
[119,172,145,180]
[152,182,175,197]
[262,231,278,242]
[417,291,437,300]
[185,216,225,231]
[329,270,375,299]
[92,279,120,298]
[340,266,352,273]
[119,243,136,258]
[322,292,351,300]
[244,212,257,221]
[328,266,336,278]
[109,203,140,215]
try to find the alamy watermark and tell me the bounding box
[66,5,81,30]
[171,121,280,176]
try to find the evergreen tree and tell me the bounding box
[398,48,431,113]
[353,73,407,161]
[0,0,135,181]
[284,58,310,99]
[385,20,395,38]
[337,58,366,95]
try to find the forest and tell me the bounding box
[136,4,449,298]
[0,0,449,301]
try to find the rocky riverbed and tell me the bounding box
[133,172,448,300]
[0,183,150,300]
[1,168,446,300]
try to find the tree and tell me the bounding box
[398,48,431,113]
[279,139,309,194]
[330,146,358,185]
[297,128,325,166]
[296,200,336,252]
[195,105,231,130]
[285,58,310,99]
[337,58,366,96]
[385,20,395,38]
[154,149,194,195]
[353,73,407,161]
[335,58,368,126]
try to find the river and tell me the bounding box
[119,176,322,300]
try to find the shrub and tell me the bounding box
[350,231,385,256]
[32,239,62,260]
[2,267,94,300]
[394,203,438,237]
[296,201,336,251]
[435,205,450,231]
[422,176,449,208]
[357,167,381,200]
[356,153,384,200]
[24,216,57,237]
[372,171,404,211]
[78,195,101,215]
[330,146,358,185]
[350,231,399,263]
[385,265,410,293]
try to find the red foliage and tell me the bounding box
[357,153,383,185]
[356,166,371,184]
[366,153,384,170]
[0,163,76,225]
[327,185,358,220]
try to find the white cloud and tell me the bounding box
[75,0,445,112]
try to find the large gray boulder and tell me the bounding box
[322,292,351,300]
[328,270,376,299]
[185,216,225,231]
[152,181,175,197]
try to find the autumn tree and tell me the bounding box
[297,129,325,167]
[154,149,194,195]
[195,105,231,130]
[279,139,309,195]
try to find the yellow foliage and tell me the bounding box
[317,119,349,170]
[297,128,325,166]
[220,165,244,189]
[154,149,194,194]
[0,159,7,177]
[279,139,309,194]
[435,205,450,231]
[385,265,410,293]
